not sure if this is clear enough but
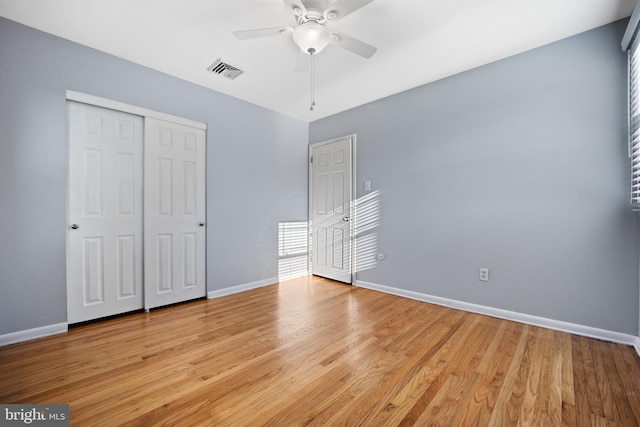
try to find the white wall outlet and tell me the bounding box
[364,180,372,192]
[479,268,489,282]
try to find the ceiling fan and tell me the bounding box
[233,0,377,72]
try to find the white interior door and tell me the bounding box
[310,136,353,283]
[67,101,144,323]
[144,118,206,309]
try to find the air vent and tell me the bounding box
[207,58,244,80]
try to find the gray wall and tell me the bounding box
[0,17,308,335]
[310,21,640,335]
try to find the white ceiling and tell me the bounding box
[0,0,635,122]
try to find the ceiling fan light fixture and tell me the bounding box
[293,21,330,55]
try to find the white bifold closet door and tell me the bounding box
[67,102,206,324]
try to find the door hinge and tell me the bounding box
[310,156,313,163]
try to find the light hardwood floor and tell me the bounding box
[1,276,639,426]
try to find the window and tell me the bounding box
[629,35,640,208]
[625,2,640,208]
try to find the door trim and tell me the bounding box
[66,91,207,130]
[308,134,356,284]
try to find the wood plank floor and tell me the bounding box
[1,276,639,426]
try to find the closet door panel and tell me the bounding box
[67,102,144,323]
[144,118,206,309]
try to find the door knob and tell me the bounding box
[70,224,79,230]
[343,217,349,222]
[199,222,205,227]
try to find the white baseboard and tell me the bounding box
[0,323,68,347]
[208,277,278,299]
[355,280,638,347]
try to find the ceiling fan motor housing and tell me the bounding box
[296,9,326,25]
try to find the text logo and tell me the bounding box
[0,405,69,426]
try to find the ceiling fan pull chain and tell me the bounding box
[310,53,316,111]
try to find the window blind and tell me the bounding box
[626,1,640,208]
[630,36,640,208]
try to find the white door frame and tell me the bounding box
[308,134,356,284]
[66,91,206,130]
[65,91,207,322]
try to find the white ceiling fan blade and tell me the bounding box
[233,27,293,40]
[323,0,375,21]
[295,50,311,72]
[329,30,377,58]
[283,0,308,17]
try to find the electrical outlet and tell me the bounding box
[479,268,489,282]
